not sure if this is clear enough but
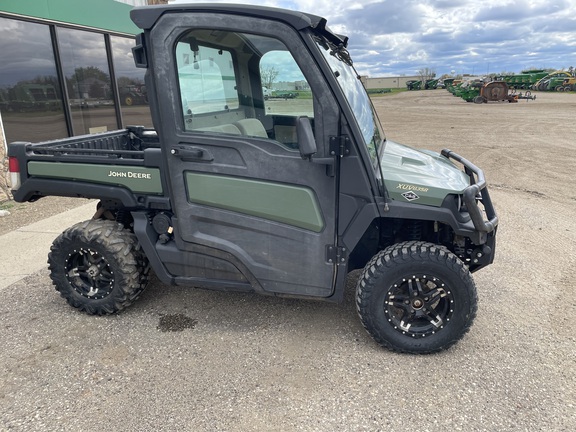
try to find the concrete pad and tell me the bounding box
[0,202,95,291]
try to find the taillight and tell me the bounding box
[8,157,21,190]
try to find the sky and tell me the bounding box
[171,0,576,78]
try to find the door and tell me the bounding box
[149,13,340,297]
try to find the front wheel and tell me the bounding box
[48,219,150,315]
[356,241,478,354]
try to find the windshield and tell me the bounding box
[315,36,385,173]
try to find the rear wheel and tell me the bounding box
[48,219,150,315]
[356,241,477,354]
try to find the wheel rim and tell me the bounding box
[65,248,114,299]
[384,275,454,337]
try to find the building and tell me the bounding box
[361,76,421,90]
[0,0,155,145]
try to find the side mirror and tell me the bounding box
[296,116,317,159]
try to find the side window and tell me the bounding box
[260,50,314,147]
[174,29,314,148]
[176,40,238,126]
[261,50,313,117]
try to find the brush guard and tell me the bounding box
[441,149,498,234]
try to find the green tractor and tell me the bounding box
[119,84,148,106]
[533,71,573,91]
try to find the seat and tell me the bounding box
[234,118,268,138]
[195,124,242,135]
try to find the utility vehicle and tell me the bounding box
[8,3,498,353]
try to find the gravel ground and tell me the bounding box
[1,90,575,431]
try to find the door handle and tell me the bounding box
[170,146,213,161]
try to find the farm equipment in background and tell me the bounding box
[406,79,438,90]
[533,71,573,91]
[271,90,298,99]
[450,80,524,104]
[454,80,483,101]
[5,83,62,112]
[558,77,576,92]
[119,84,148,105]
[509,90,537,101]
[406,80,422,90]
[446,79,462,95]
[497,69,548,90]
[472,81,518,104]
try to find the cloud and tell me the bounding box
[170,0,576,77]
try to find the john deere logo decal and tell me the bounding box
[402,191,420,201]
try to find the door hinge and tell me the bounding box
[326,245,348,265]
[329,136,350,158]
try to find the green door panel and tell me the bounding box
[185,172,324,232]
[27,162,163,194]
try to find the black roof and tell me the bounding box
[130,3,325,32]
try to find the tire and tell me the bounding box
[48,219,150,315]
[473,95,485,104]
[356,241,478,354]
[125,96,134,106]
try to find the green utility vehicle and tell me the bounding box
[8,4,497,354]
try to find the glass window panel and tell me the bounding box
[110,36,153,128]
[58,28,117,135]
[174,29,314,149]
[0,17,67,143]
[260,50,313,117]
[176,42,239,117]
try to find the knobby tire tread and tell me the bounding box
[356,241,477,354]
[48,219,150,315]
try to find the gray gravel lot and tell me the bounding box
[1,90,575,431]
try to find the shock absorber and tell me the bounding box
[115,209,132,228]
[406,220,423,241]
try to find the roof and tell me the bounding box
[130,3,325,32]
